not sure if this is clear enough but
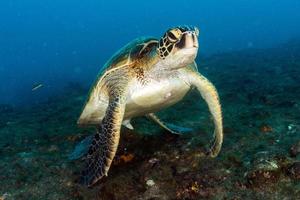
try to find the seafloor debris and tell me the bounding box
[246,169,281,188]
[146,179,155,187]
[138,184,168,200]
[1,41,300,199]
[31,83,43,91]
[259,124,273,133]
[118,153,135,164]
[287,124,297,134]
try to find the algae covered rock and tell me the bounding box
[246,153,281,188]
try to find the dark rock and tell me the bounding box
[286,162,300,180]
[226,154,243,168]
[223,127,234,134]
[289,141,300,157]
[276,100,297,108]
[259,95,273,105]
[250,109,270,120]
[247,169,281,188]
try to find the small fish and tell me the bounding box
[32,83,43,91]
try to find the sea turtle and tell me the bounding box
[77,25,223,186]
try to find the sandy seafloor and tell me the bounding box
[0,41,300,200]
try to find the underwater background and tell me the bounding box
[0,0,300,199]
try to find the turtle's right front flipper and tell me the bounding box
[80,75,128,187]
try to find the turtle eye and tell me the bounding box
[167,28,181,43]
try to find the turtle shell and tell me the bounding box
[96,37,158,80]
[78,37,158,125]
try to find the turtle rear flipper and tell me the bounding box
[68,135,93,160]
[147,113,193,135]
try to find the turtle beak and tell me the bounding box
[175,31,199,50]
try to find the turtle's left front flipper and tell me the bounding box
[146,113,193,134]
[80,75,128,187]
[184,69,223,157]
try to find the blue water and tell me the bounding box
[0,0,300,105]
[1,1,300,199]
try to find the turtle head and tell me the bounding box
[157,25,199,69]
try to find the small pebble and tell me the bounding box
[287,124,297,134]
[48,145,59,152]
[146,179,155,187]
[259,124,273,133]
[148,158,159,164]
